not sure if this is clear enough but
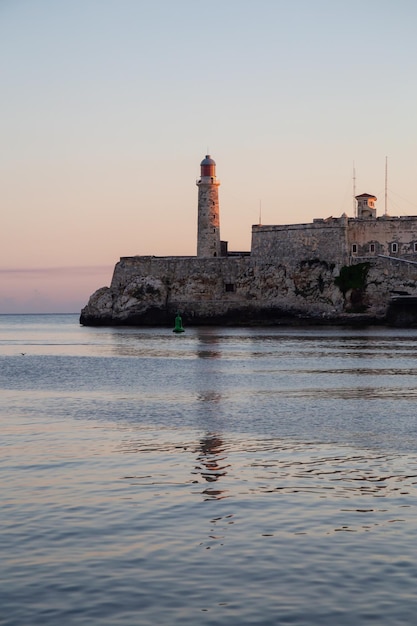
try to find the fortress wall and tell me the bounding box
[80,249,417,325]
[108,255,258,320]
[251,218,349,265]
[348,216,417,258]
[81,253,345,324]
[112,255,251,297]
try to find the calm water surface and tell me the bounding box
[1,314,417,625]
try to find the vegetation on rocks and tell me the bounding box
[335,263,370,295]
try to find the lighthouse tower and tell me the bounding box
[196,155,221,257]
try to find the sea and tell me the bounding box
[1,313,417,625]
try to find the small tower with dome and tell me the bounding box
[196,154,221,257]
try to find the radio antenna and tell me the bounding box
[353,161,356,217]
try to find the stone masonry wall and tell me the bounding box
[251,217,350,266]
[197,183,221,257]
[81,254,347,325]
[348,216,417,259]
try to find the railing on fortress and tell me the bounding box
[378,254,417,266]
[350,254,417,266]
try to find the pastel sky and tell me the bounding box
[2,0,417,313]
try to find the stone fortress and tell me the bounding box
[80,155,417,326]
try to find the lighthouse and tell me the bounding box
[196,154,221,257]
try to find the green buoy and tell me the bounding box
[173,313,185,333]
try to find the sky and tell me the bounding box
[1,0,417,313]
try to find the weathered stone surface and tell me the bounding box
[252,214,417,265]
[252,218,349,266]
[80,286,113,324]
[80,253,417,326]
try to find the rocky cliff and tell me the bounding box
[80,255,417,326]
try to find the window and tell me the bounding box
[225,283,235,293]
[370,243,375,253]
[414,242,417,253]
[391,243,398,253]
[352,244,357,254]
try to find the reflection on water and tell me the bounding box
[111,424,417,534]
[196,328,222,359]
[2,317,417,625]
[194,433,230,499]
[197,391,222,403]
[115,432,417,534]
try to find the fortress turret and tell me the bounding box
[356,193,377,219]
[196,154,221,257]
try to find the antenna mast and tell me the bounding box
[384,156,388,216]
[353,161,356,217]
